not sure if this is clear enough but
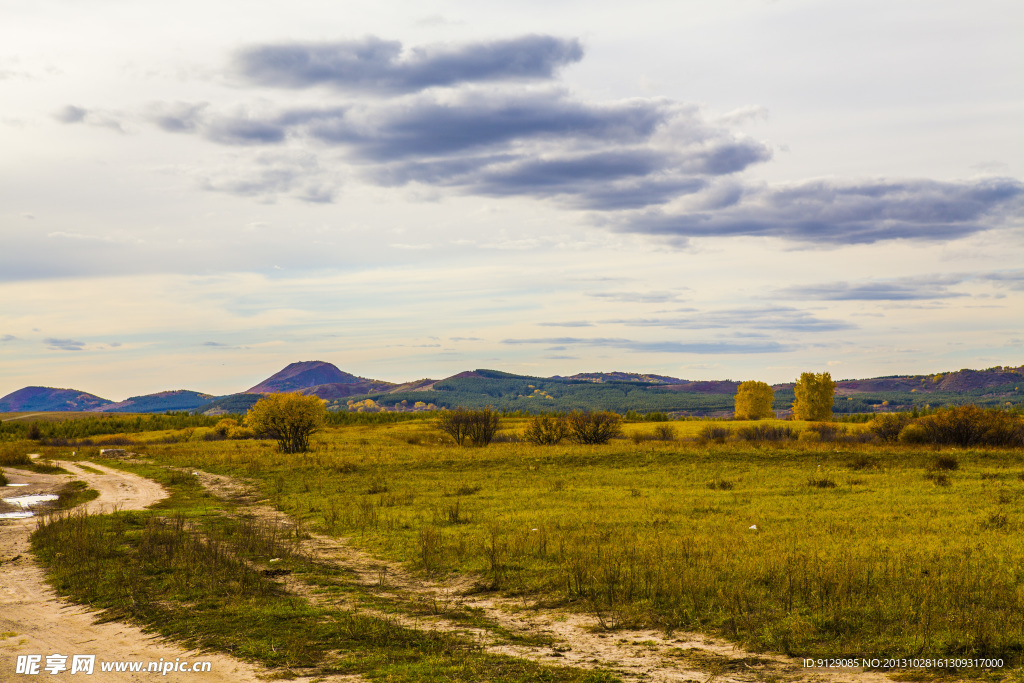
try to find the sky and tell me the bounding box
[1,0,1022,401]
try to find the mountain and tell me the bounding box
[0,386,113,412]
[94,390,218,413]
[247,360,381,393]
[3,363,1021,416]
[554,371,689,384]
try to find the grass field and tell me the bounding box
[15,416,1024,679]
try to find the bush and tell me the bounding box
[227,426,256,440]
[807,422,847,442]
[869,413,913,442]
[213,418,238,437]
[437,408,501,446]
[798,430,820,443]
[898,422,930,444]
[698,425,731,444]
[523,414,570,445]
[908,406,1024,447]
[652,424,677,441]
[245,393,327,453]
[566,411,623,445]
[737,424,795,442]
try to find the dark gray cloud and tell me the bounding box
[235,35,583,94]
[44,338,86,351]
[132,36,1021,245]
[154,90,765,208]
[305,92,670,159]
[604,307,855,332]
[620,178,1024,245]
[502,336,793,354]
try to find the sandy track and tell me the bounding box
[0,462,267,682]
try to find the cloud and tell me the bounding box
[979,270,1024,291]
[538,321,594,327]
[152,88,771,210]
[54,105,88,123]
[618,177,1024,245]
[501,336,793,354]
[1,334,16,342]
[604,307,855,332]
[147,101,208,133]
[775,270,1024,300]
[44,337,86,351]
[589,291,686,303]
[53,104,125,132]
[131,35,1021,247]
[198,150,340,202]
[775,275,969,301]
[234,35,583,94]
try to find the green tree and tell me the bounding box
[733,381,775,420]
[245,393,326,453]
[792,372,836,421]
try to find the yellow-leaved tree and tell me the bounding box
[734,380,775,420]
[792,372,836,421]
[245,392,326,453]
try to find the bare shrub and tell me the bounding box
[698,425,731,444]
[653,424,677,441]
[567,411,623,445]
[807,422,847,442]
[523,414,570,445]
[737,424,795,442]
[437,407,501,446]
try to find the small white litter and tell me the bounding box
[748,524,758,531]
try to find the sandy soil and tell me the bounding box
[195,470,896,683]
[0,462,269,682]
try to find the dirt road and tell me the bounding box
[0,462,268,682]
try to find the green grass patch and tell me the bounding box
[31,461,618,682]
[124,423,1024,674]
[51,480,100,510]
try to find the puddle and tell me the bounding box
[0,494,59,520]
[0,511,35,519]
[3,494,59,508]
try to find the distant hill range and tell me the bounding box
[95,390,217,413]
[2,361,1021,415]
[0,386,114,412]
